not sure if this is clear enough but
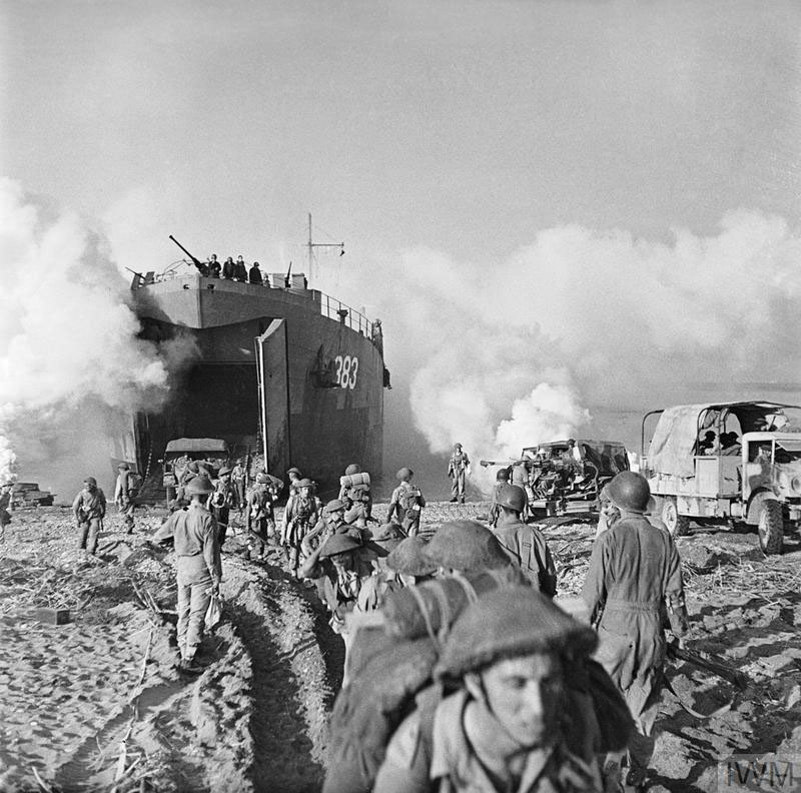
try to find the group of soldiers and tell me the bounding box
[69,453,686,791]
[317,469,687,793]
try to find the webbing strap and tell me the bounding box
[448,571,479,605]
[407,584,441,650]
[429,584,453,644]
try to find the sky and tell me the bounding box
[2,0,801,495]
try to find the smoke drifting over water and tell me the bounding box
[323,210,801,496]
[0,180,174,495]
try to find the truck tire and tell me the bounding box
[661,497,690,537]
[758,500,784,555]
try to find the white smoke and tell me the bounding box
[0,179,175,494]
[317,210,801,496]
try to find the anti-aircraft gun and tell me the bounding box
[169,235,208,275]
[481,438,630,519]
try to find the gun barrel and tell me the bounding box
[168,235,205,273]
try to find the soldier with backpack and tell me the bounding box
[246,472,277,562]
[493,484,557,597]
[283,477,322,575]
[388,467,426,537]
[374,587,629,793]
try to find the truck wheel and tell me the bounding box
[661,497,690,537]
[758,500,784,555]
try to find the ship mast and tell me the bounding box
[307,212,345,281]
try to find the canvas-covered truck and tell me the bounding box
[160,438,230,502]
[641,401,801,554]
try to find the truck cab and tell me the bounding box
[161,437,230,502]
[641,401,801,554]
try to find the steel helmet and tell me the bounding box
[496,468,510,482]
[324,498,347,515]
[117,463,130,471]
[606,471,650,514]
[435,587,597,679]
[218,466,232,477]
[296,478,314,489]
[397,467,413,481]
[255,472,270,484]
[497,484,526,513]
[319,533,360,558]
[344,463,361,476]
[185,476,214,496]
[423,520,510,572]
[286,467,302,477]
[83,476,97,487]
[386,537,437,576]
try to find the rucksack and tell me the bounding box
[398,484,419,513]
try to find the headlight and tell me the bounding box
[792,476,801,494]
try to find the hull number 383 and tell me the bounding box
[334,355,359,389]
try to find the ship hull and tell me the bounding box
[129,273,384,495]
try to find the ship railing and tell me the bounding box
[318,292,375,338]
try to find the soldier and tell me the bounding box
[447,442,470,503]
[423,518,514,576]
[0,482,11,536]
[210,465,235,546]
[374,587,606,792]
[207,254,221,278]
[279,466,304,541]
[302,498,361,558]
[153,476,221,674]
[249,261,263,285]
[246,472,277,562]
[493,484,557,597]
[113,462,137,534]
[283,478,322,574]
[388,467,426,537]
[72,476,106,555]
[222,256,236,280]
[230,459,247,511]
[299,533,375,662]
[344,484,373,528]
[234,255,248,283]
[488,467,510,527]
[582,471,688,792]
[357,531,433,614]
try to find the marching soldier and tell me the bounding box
[582,471,688,792]
[283,478,322,575]
[153,476,222,674]
[246,472,277,562]
[113,463,137,534]
[488,467,511,527]
[447,442,470,503]
[388,468,426,537]
[375,587,611,792]
[211,465,235,546]
[493,484,557,596]
[230,459,247,511]
[72,476,107,555]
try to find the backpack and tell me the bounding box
[398,484,419,513]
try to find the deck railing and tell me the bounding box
[131,262,383,349]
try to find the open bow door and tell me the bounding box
[255,319,291,477]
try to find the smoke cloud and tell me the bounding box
[320,210,801,496]
[0,179,174,496]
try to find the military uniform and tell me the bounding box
[72,482,106,554]
[246,483,276,560]
[114,466,137,533]
[447,447,470,503]
[581,513,687,783]
[388,481,426,537]
[493,517,557,596]
[211,472,235,545]
[154,497,221,663]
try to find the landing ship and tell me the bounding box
[115,240,388,498]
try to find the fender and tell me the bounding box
[745,488,779,526]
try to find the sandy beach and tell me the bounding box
[1,501,800,792]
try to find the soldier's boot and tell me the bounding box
[624,766,648,793]
[602,760,624,793]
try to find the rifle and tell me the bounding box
[169,235,207,274]
[667,640,750,689]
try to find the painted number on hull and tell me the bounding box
[335,355,359,389]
